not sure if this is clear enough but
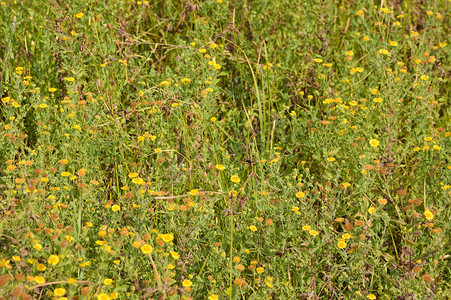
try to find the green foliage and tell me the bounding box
[0,0,450,299]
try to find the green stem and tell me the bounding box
[228,194,234,300]
[242,50,265,147]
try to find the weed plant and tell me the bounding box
[0,0,450,299]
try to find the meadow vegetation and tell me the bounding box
[0,0,450,299]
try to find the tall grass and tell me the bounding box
[0,0,449,299]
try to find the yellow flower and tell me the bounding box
[264,276,273,288]
[367,294,376,300]
[140,244,153,254]
[421,75,429,81]
[159,233,174,243]
[256,267,265,273]
[314,58,323,63]
[215,164,225,171]
[97,293,110,300]
[327,157,335,162]
[103,278,113,285]
[424,210,434,220]
[369,139,380,147]
[36,263,46,271]
[170,251,180,259]
[433,145,441,151]
[302,225,311,231]
[75,12,84,18]
[61,172,71,177]
[54,288,66,296]
[68,278,76,284]
[295,191,305,198]
[48,88,57,92]
[368,207,376,214]
[28,257,36,264]
[48,255,60,265]
[181,78,191,84]
[389,40,398,46]
[373,97,383,103]
[132,241,143,248]
[309,230,319,236]
[209,295,219,300]
[154,148,162,153]
[0,259,11,269]
[35,276,45,284]
[189,189,199,196]
[132,178,144,184]
[110,292,119,299]
[230,175,240,183]
[342,233,352,239]
[182,279,193,287]
[111,205,120,212]
[33,243,42,250]
[337,240,346,249]
[249,225,257,232]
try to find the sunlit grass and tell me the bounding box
[0,0,450,299]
